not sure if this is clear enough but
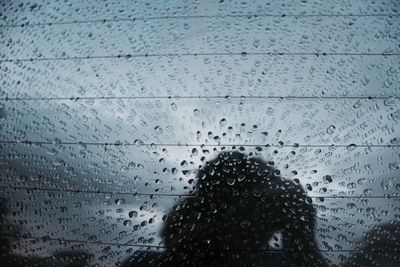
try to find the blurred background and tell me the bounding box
[0,0,399,266]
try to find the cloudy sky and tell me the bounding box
[0,0,399,266]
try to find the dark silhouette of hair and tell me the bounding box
[158,151,329,266]
[122,151,329,266]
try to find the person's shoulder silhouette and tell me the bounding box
[123,151,328,267]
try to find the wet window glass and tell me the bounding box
[0,0,399,266]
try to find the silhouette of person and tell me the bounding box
[122,151,329,266]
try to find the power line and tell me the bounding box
[1,185,398,199]
[0,185,194,198]
[5,234,161,249]
[1,51,399,63]
[1,95,400,101]
[0,140,398,148]
[4,234,399,253]
[1,13,399,28]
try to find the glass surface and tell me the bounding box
[0,0,399,266]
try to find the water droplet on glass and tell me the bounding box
[346,144,357,151]
[154,126,163,134]
[326,125,336,135]
[170,103,177,111]
[219,118,227,126]
[115,199,125,205]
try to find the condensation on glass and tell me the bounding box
[0,0,399,266]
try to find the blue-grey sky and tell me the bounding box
[0,0,399,266]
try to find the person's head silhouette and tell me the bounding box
[156,151,328,267]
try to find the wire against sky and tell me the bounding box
[1,12,399,28]
[1,95,400,101]
[0,185,398,199]
[0,140,398,148]
[1,51,399,63]
[3,234,400,253]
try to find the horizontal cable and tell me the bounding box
[1,95,400,101]
[5,234,161,249]
[1,51,399,63]
[4,234,399,253]
[1,185,398,199]
[0,185,194,198]
[0,140,398,148]
[1,13,399,28]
